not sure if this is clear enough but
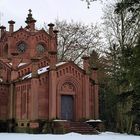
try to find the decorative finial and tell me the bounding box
[8,20,15,24]
[29,9,32,14]
[25,9,36,24]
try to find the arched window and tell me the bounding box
[4,44,8,56]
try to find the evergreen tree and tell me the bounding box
[102,0,140,133]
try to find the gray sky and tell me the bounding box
[0,0,106,30]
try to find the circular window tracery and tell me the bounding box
[17,42,27,53]
[61,82,75,92]
[36,44,46,53]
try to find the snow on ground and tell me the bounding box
[0,132,139,140]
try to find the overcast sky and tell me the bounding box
[0,0,107,30]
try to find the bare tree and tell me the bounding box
[81,0,98,8]
[45,20,101,65]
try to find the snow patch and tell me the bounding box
[53,119,68,122]
[21,62,66,80]
[86,119,102,123]
[22,73,32,80]
[0,132,139,140]
[56,62,67,67]
[18,63,27,67]
[38,66,50,74]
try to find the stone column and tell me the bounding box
[82,55,90,119]
[8,20,15,33]
[94,83,99,119]
[30,58,39,120]
[9,52,19,119]
[48,51,57,120]
[48,23,54,36]
[92,68,99,119]
[0,25,6,37]
[9,82,15,119]
[53,30,59,53]
[83,74,90,119]
[10,52,19,81]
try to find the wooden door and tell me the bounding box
[61,95,74,120]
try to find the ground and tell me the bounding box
[0,132,139,140]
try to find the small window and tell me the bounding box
[27,123,30,127]
[4,44,8,56]
[21,123,24,126]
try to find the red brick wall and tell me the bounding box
[15,80,31,120]
[38,74,49,119]
[0,84,9,119]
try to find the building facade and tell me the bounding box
[0,10,99,129]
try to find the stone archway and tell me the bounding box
[60,82,75,120]
[58,81,76,120]
[57,77,81,121]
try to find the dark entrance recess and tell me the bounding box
[61,95,74,120]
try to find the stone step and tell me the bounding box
[69,122,98,134]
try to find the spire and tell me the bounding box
[25,9,36,31]
[25,9,36,23]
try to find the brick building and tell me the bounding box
[0,10,99,130]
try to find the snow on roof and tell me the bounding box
[18,63,27,67]
[56,62,67,67]
[86,119,102,123]
[53,119,68,122]
[9,63,12,66]
[22,66,49,80]
[22,73,32,80]
[22,62,66,80]
[37,62,66,75]
[38,66,50,74]
[8,63,27,67]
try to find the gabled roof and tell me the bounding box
[18,63,27,67]
[0,31,9,42]
[12,27,31,35]
[36,29,50,37]
[19,61,86,81]
[56,61,84,73]
[12,26,51,40]
[0,59,12,70]
[21,62,67,80]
